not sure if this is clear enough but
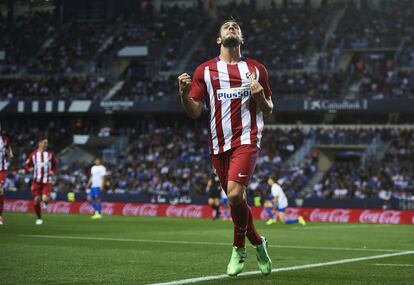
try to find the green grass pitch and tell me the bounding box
[0,212,413,285]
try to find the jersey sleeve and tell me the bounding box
[23,152,33,172]
[188,65,207,101]
[257,63,272,99]
[4,135,10,147]
[51,152,58,173]
[3,136,12,157]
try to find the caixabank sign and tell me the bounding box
[304,99,368,111]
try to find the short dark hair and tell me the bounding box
[221,16,238,26]
[217,16,239,37]
[268,174,278,181]
[37,134,48,142]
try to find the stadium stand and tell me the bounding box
[0,76,110,100]
[6,123,412,206]
[187,1,335,71]
[315,129,413,202]
[337,0,414,49]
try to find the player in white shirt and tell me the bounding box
[86,157,106,219]
[265,175,306,226]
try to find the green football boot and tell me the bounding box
[298,216,307,226]
[255,236,272,275]
[226,247,247,276]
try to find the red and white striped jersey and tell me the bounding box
[189,57,272,155]
[24,149,58,183]
[0,135,10,171]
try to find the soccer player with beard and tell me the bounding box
[24,137,57,225]
[178,18,273,276]
[0,129,13,225]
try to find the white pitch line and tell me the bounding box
[373,263,414,267]
[272,244,399,253]
[147,251,414,285]
[20,234,404,253]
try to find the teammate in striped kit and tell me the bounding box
[24,137,58,225]
[0,131,13,225]
[178,18,273,276]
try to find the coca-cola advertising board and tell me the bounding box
[4,200,414,224]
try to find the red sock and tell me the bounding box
[34,203,42,219]
[246,206,262,246]
[0,195,3,216]
[230,199,249,248]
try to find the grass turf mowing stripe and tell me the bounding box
[147,251,414,285]
[20,234,405,253]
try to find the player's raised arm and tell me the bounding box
[273,195,278,209]
[23,154,34,173]
[101,166,107,190]
[7,145,13,160]
[250,73,273,117]
[5,136,13,160]
[178,72,203,119]
[101,176,106,191]
[86,172,92,191]
[50,152,58,176]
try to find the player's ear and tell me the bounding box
[216,37,222,45]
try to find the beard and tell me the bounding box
[222,35,243,48]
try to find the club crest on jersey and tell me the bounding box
[246,72,253,80]
[217,87,251,101]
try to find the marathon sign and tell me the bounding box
[304,99,368,111]
[100,101,134,112]
[4,200,414,224]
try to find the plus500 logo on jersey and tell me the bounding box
[217,87,251,100]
